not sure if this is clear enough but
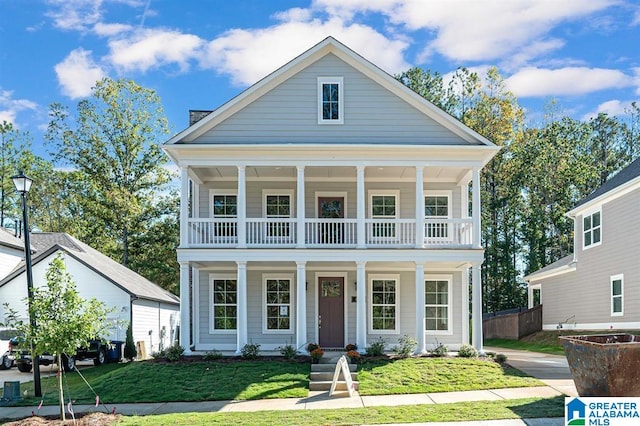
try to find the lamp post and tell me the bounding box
[12,171,41,397]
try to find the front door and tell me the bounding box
[318,277,344,348]
[317,197,344,244]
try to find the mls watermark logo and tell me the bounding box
[566,397,640,425]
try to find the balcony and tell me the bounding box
[186,218,473,249]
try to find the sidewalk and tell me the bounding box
[0,348,574,424]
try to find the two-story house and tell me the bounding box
[525,157,640,331]
[164,37,499,355]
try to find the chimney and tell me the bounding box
[189,110,213,126]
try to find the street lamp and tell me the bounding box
[12,171,41,397]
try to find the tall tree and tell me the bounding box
[45,77,172,267]
[0,121,32,228]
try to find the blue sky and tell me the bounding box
[1,0,639,158]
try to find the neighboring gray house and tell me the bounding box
[164,37,499,355]
[525,157,640,330]
[0,233,180,354]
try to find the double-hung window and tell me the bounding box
[318,77,344,124]
[369,191,398,239]
[210,275,237,333]
[211,191,237,241]
[583,209,601,249]
[263,191,293,241]
[425,276,452,333]
[370,275,399,333]
[611,274,623,316]
[263,274,293,333]
[425,191,451,240]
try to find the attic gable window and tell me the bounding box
[318,77,344,124]
[583,209,601,249]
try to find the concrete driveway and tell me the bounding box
[0,360,95,386]
[485,347,577,396]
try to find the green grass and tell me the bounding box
[357,357,543,395]
[17,360,310,405]
[116,396,564,425]
[484,338,565,355]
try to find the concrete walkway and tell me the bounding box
[0,348,575,424]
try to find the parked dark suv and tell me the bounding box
[0,328,18,369]
[12,338,122,372]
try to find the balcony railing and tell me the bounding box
[186,218,473,248]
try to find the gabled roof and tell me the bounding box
[523,254,575,283]
[0,228,26,252]
[0,233,179,305]
[569,156,640,216]
[165,36,497,149]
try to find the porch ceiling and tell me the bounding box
[192,165,468,183]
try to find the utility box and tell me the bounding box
[0,381,22,405]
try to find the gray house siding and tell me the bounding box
[535,186,640,329]
[197,54,470,146]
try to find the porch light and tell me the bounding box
[12,171,33,194]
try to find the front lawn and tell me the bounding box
[484,338,565,355]
[357,357,543,395]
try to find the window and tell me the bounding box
[425,276,452,333]
[318,77,344,124]
[583,210,601,249]
[264,191,292,239]
[370,275,399,333]
[211,192,237,239]
[611,274,623,316]
[369,191,398,238]
[210,276,237,333]
[425,191,451,239]
[263,275,293,333]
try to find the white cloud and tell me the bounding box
[54,48,106,98]
[581,99,638,121]
[93,22,133,36]
[201,18,409,86]
[107,28,204,73]
[0,90,38,126]
[45,0,105,31]
[506,67,632,97]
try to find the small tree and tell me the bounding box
[18,254,111,421]
[124,322,137,361]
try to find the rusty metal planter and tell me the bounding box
[560,334,640,396]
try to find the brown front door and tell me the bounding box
[317,197,344,244]
[318,277,344,348]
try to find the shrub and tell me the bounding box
[279,344,297,360]
[458,344,478,358]
[306,342,320,353]
[346,350,361,363]
[203,350,223,361]
[241,343,261,360]
[429,341,448,357]
[392,334,417,358]
[150,349,165,359]
[345,343,357,352]
[365,337,386,357]
[165,343,185,362]
[124,322,137,361]
[495,353,508,364]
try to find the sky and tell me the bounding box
[1,0,639,158]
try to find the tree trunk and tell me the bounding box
[57,353,66,421]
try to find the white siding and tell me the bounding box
[0,246,22,279]
[131,299,179,354]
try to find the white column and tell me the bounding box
[415,167,424,248]
[237,166,247,248]
[179,262,192,354]
[356,261,367,349]
[527,285,534,309]
[357,166,366,248]
[180,168,189,247]
[236,261,248,353]
[472,169,481,248]
[296,261,307,351]
[462,267,470,345]
[415,263,425,354]
[296,166,306,248]
[471,265,484,354]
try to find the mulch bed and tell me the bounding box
[3,412,120,426]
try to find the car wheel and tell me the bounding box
[94,348,106,366]
[0,355,12,370]
[61,354,76,372]
[17,361,32,373]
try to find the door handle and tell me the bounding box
[318,315,322,328]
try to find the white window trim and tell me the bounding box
[262,189,295,218]
[582,208,602,250]
[209,274,237,334]
[315,191,348,218]
[368,190,399,240]
[425,274,453,335]
[262,273,295,334]
[209,189,238,218]
[368,274,400,334]
[317,76,344,124]
[611,274,624,317]
[424,190,452,242]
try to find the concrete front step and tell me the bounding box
[311,371,358,381]
[311,363,357,372]
[309,380,360,391]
